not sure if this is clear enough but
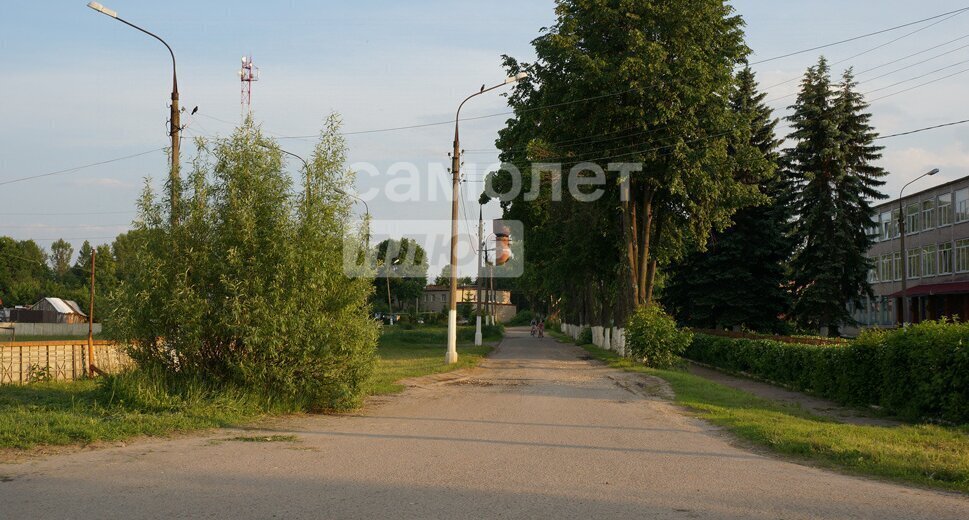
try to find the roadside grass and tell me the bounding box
[559,333,969,494]
[0,325,501,451]
[368,325,499,395]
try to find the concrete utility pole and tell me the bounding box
[446,72,527,364]
[898,168,940,325]
[474,207,484,346]
[87,2,181,224]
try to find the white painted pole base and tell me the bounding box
[474,315,483,346]
[445,309,459,364]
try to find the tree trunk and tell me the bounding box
[644,207,666,305]
[638,191,655,305]
[623,189,640,311]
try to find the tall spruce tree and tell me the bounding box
[664,67,790,332]
[784,58,887,334]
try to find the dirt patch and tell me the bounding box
[224,434,299,443]
[608,373,675,401]
[687,363,901,427]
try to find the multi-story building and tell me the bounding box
[859,175,969,327]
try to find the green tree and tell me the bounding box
[48,239,73,279]
[375,238,428,312]
[664,67,791,332]
[486,0,767,326]
[0,237,49,306]
[109,117,378,410]
[784,58,887,334]
[433,265,473,287]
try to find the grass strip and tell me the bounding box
[0,326,499,450]
[556,332,969,494]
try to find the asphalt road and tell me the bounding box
[1,327,967,519]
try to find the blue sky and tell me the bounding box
[2,1,968,275]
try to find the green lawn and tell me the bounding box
[0,325,500,451]
[368,326,499,395]
[573,339,969,494]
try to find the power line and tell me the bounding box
[863,57,969,95]
[876,119,969,139]
[856,33,969,75]
[861,43,969,82]
[761,14,968,91]
[750,6,969,65]
[0,148,166,187]
[869,67,969,102]
[0,210,135,216]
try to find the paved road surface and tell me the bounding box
[1,328,967,519]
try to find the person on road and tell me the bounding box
[530,318,537,337]
[537,319,545,339]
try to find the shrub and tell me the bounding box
[577,327,593,345]
[685,320,969,423]
[509,310,535,326]
[625,305,693,368]
[107,116,378,412]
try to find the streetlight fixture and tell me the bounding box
[87,2,181,224]
[898,168,940,325]
[447,71,528,364]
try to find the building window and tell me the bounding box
[892,208,901,237]
[957,189,969,223]
[939,242,954,274]
[957,239,969,273]
[922,245,937,277]
[880,254,892,282]
[885,298,895,326]
[938,193,953,227]
[906,203,920,234]
[907,249,921,278]
[879,211,891,241]
[922,199,936,230]
[893,251,902,281]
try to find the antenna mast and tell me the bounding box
[239,55,259,118]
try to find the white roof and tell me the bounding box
[37,297,87,317]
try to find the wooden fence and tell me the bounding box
[0,340,132,385]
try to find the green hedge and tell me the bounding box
[685,321,969,423]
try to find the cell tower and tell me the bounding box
[239,55,259,117]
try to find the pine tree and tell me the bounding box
[784,58,887,334]
[664,67,790,332]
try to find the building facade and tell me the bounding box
[859,175,969,327]
[421,285,517,323]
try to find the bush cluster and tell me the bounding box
[108,118,378,412]
[625,305,693,368]
[685,320,969,423]
[508,310,535,326]
[577,327,593,345]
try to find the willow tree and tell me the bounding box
[109,117,378,410]
[488,0,769,323]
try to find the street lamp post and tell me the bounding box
[87,2,181,224]
[447,72,527,364]
[898,168,940,325]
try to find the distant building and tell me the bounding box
[421,285,517,323]
[8,297,88,324]
[858,174,969,327]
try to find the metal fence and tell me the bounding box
[0,340,132,385]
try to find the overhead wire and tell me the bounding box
[749,6,969,65]
[0,148,166,187]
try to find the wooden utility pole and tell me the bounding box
[87,249,96,377]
